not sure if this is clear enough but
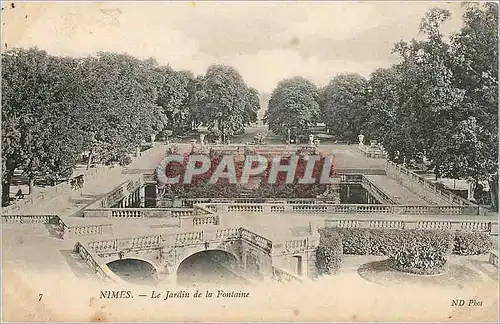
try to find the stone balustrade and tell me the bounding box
[489,250,498,268]
[87,176,143,209]
[83,208,193,218]
[340,174,364,183]
[2,214,57,224]
[386,161,476,207]
[67,224,112,236]
[325,218,497,234]
[358,145,387,159]
[240,228,273,252]
[74,242,123,282]
[215,228,239,240]
[87,234,163,254]
[202,203,480,216]
[193,204,216,215]
[284,238,308,252]
[272,266,303,283]
[1,214,114,238]
[158,197,339,209]
[192,215,220,226]
[361,176,397,204]
[175,231,204,245]
[2,181,72,214]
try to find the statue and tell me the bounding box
[358,134,364,146]
[309,134,314,145]
[200,134,206,146]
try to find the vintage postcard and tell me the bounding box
[1,1,499,322]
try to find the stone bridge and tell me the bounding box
[76,227,316,284]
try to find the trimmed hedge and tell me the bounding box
[316,229,343,275]
[333,228,491,256]
[321,227,454,275]
[453,231,494,255]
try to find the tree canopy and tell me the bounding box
[1,50,259,206]
[265,77,319,138]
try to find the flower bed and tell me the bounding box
[157,152,333,198]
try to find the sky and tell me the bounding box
[2,1,466,95]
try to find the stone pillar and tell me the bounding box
[140,185,146,208]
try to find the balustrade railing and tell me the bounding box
[215,228,239,240]
[83,208,193,218]
[325,218,497,234]
[489,250,498,268]
[87,234,163,254]
[175,231,204,245]
[86,176,143,209]
[1,214,114,237]
[361,176,397,204]
[272,267,303,283]
[240,228,273,252]
[74,242,118,282]
[358,145,387,159]
[201,202,480,216]
[385,161,476,207]
[192,215,220,226]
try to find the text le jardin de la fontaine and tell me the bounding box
[100,290,250,301]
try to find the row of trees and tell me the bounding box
[1,50,259,206]
[265,3,498,207]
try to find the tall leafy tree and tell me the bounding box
[320,74,369,143]
[1,48,86,204]
[194,64,249,141]
[78,52,165,166]
[243,87,260,126]
[155,67,195,135]
[449,3,498,207]
[265,77,319,139]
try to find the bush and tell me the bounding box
[119,155,132,166]
[387,230,454,275]
[322,227,454,275]
[453,231,493,255]
[316,229,343,275]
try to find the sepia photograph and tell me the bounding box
[1,1,499,322]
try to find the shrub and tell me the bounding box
[119,155,132,166]
[453,231,493,255]
[387,230,454,275]
[316,229,343,275]
[321,227,454,275]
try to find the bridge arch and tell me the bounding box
[106,257,159,284]
[175,249,244,285]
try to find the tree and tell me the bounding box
[155,67,195,135]
[365,68,401,155]
[77,52,165,166]
[243,87,260,125]
[320,74,368,143]
[194,64,250,142]
[449,3,498,208]
[1,48,86,204]
[265,77,319,139]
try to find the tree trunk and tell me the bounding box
[86,148,93,170]
[489,174,498,211]
[28,177,35,195]
[1,181,11,207]
[1,166,15,206]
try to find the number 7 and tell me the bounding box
[38,294,43,301]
